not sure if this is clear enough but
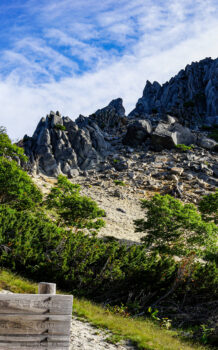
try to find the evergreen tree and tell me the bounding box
[46,175,105,233]
[134,194,217,258]
[0,126,27,162]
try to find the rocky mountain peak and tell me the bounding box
[24,109,111,177]
[129,57,218,128]
[87,98,126,132]
[108,98,125,116]
[23,58,218,178]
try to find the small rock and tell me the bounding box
[183,173,194,180]
[171,174,179,182]
[170,167,184,175]
[138,190,145,194]
[113,189,122,198]
[68,169,80,178]
[147,179,157,186]
[114,161,129,172]
[116,208,126,213]
[127,171,136,179]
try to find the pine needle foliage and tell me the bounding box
[0,126,27,162]
[46,175,106,233]
[0,158,42,210]
[199,191,218,224]
[135,194,217,259]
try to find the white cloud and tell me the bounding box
[2,36,78,82]
[45,29,108,66]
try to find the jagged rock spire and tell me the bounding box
[129,57,218,128]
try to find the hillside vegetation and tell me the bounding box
[0,127,217,347]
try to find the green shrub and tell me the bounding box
[176,144,193,152]
[0,203,177,300]
[134,194,217,258]
[191,261,218,295]
[0,196,217,334]
[54,124,66,131]
[0,158,42,210]
[46,175,105,233]
[0,127,27,162]
[114,180,126,186]
[0,205,64,278]
[199,191,218,259]
[199,191,218,224]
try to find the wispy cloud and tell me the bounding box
[0,0,217,139]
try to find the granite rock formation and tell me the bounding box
[23,58,218,177]
[129,57,218,128]
[24,99,126,176]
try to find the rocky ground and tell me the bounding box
[33,145,217,243]
[70,317,135,350]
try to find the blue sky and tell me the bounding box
[0,0,218,139]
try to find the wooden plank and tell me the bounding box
[0,342,69,349]
[0,314,72,335]
[0,335,69,342]
[0,335,70,348]
[0,295,73,315]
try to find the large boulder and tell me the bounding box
[151,122,177,150]
[151,122,196,150]
[122,120,152,146]
[197,136,218,151]
[171,123,196,145]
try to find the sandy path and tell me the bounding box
[70,317,136,350]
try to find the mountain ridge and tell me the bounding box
[23,57,218,177]
[129,57,218,127]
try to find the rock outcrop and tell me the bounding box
[77,98,126,131]
[24,113,108,176]
[23,58,218,177]
[129,57,218,128]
